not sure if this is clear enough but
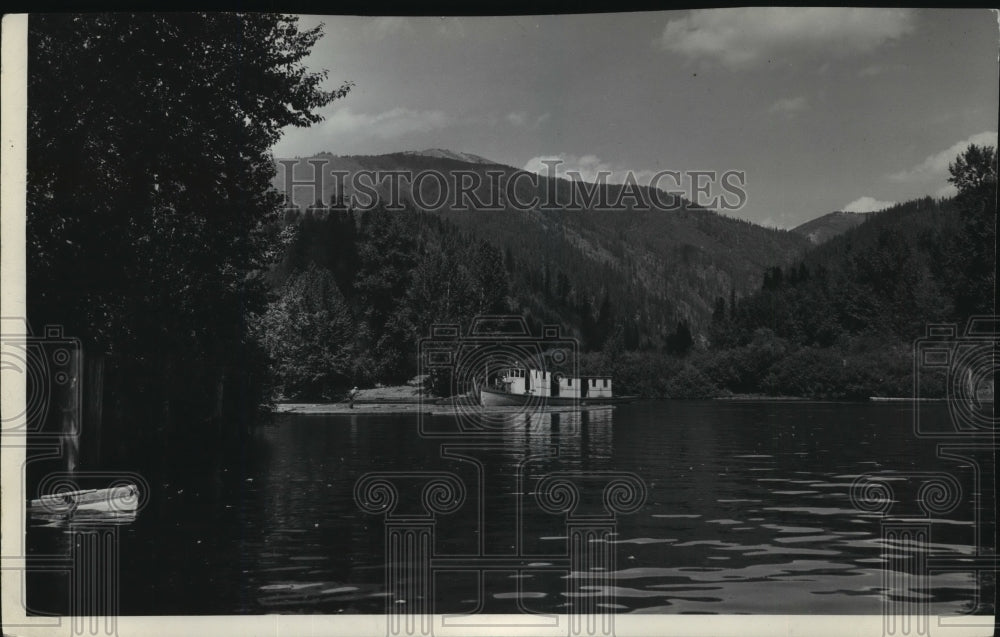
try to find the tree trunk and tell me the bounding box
[83,351,105,465]
[56,348,82,472]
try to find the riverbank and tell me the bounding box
[713,394,809,401]
[274,402,612,415]
[274,382,633,415]
[274,384,955,413]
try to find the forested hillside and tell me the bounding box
[791,210,868,244]
[580,144,996,399]
[273,152,809,342]
[260,145,995,400]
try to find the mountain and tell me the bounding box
[791,210,869,244]
[731,196,967,348]
[695,191,994,398]
[273,151,812,344]
[400,148,497,164]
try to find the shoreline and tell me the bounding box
[272,385,959,414]
[712,394,809,401]
[273,401,614,415]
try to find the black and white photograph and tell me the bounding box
[1,8,996,636]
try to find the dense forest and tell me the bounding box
[579,144,996,399]
[26,14,349,467]
[274,152,812,352]
[260,144,996,401]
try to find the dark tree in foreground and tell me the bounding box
[27,14,350,441]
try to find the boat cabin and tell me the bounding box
[495,366,612,398]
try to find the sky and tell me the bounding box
[272,9,999,228]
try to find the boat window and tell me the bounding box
[604,379,608,388]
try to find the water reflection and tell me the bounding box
[494,407,615,464]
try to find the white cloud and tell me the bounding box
[658,8,916,70]
[522,153,750,211]
[523,154,661,185]
[321,107,450,140]
[841,196,897,213]
[858,63,906,77]
[506,111,551,129]
[363,17,413,40]
[436,18,467,39]
[768,96,808,115]
[506,111,528,127]
[934,183,958,199]
[889,131,998,183]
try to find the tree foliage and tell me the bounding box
[27,14,349,427]
[255,265,356,400]
[947,144,997,316]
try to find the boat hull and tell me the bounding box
[479,387,630,407]
[30,485,139,515]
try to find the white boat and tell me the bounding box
[479,366,631,407]
[30,484,139,516]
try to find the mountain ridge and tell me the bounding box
[273,151,812,342]
[791,210,870,244]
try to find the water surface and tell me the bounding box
[27,401,995,615]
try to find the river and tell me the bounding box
[27,401,995,616]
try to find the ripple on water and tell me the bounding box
[762,506,868,516]
[567,585,665,598]
[603,537,677,545]
[494,592,546,599]
[259,583,323,591]
[761,524,826,534]
[730,543,841,557]
[773,534,843,544]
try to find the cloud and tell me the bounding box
[321,107,450,140]
[522,153,750,212]
[658,8,916,70]
[436,18,467,39]
[768,96,808,115]
[857,63,906,77]
[935,183,958,199]
[363,17,413,40]
[841,196,897,213]
[506,111,528,127]
[522,153,691,192]
[506,111,551,129]
[523,154,661,185]
[888,131,998,183]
